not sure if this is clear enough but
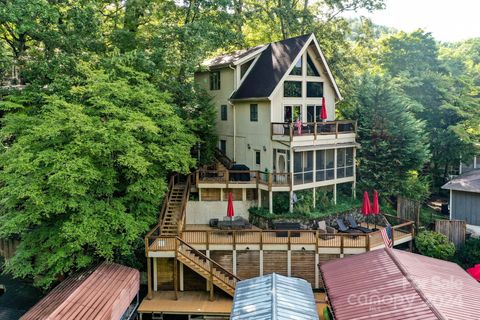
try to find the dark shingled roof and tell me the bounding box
[203,45,265,69]
[230,34,312,100]
[442,169,480,193]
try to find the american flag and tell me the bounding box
[381,224,393,248]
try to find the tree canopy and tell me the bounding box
[0,0,479,287]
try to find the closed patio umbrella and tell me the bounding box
[372,190,380,229]
[361,191,371,227]
[227,192,234,227]
[321,97,327,122]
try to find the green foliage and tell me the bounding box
[453,238,480,269]
[0,60,195,288]
[251,195,360,220]
[415,231,455,261]
[346,73,430,198]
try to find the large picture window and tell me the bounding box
[210,71,220,90]
[290,59,302,76]
[307,82,323,97]
[284,81,302,97]
[307,53,320,76]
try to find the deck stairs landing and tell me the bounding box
[157,175,240,297]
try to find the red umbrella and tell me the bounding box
[467,264,480,281]
[372,190,380,229]
[361,191,371,216]
[362,191,371,228]
[227,192,235,218]
[320,97,327,121]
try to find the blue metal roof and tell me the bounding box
[231,273,319,320]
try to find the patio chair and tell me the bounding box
[335,218,359,234]
[347,214,373,233]
[318,221,336,240]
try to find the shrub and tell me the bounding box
[415,231,455,260]
[453,238,480,269]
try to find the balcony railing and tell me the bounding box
[271,120,356,140]
[145,214,415,255]
[196,170,291,189]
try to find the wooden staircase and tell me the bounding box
[156,175,241,297]
[158,175,191,236]
[176,237,239,297]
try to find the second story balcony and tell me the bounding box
[271,120,357,145]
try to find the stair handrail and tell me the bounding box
[159,175,176,224]
[176,236,241,283]
[176,174,192,235]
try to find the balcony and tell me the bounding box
[271,120,356,144]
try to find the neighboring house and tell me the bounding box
[193,33,357,214]
[442,169,480,234]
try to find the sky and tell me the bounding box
[342,0,480,42]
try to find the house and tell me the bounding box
[193,33,357,215]
[442,169,480,235]
[320,248,480,320]
[137,34,415,319]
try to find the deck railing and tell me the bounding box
[196,169,291,189]
[146,214,414,255]
[271,120,356,140]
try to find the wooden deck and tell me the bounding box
[146,216,414,254]
[138,291,232,317]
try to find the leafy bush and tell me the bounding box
[415,231,455,260]
[453,238,480,269]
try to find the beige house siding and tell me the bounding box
[195,68,236,160]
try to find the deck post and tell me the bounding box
[312,187,316,209]
[180,262,184,291]
[174,249,178,300]
[233,250,237,276]
[259,250,264,276]
[287,250,292,277]
[209,261,215,301]
[153,257,158,291]
[268,190,273,214]
[333,183,337,205]
[314,253,319,288]
[366,234,370,251]
[147,257,153,300]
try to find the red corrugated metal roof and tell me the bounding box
[320,249,480,320]
[21,262,139,320]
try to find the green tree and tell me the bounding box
[0,60,195,288]
[346,73,430,198]
[379,31,480,188]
